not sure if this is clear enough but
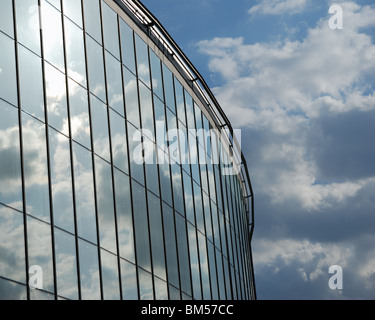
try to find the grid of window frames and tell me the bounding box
[0,0,255,300]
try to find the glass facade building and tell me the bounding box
[0,0,256,300]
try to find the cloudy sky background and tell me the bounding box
[141,0,375,299]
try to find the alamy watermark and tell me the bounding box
[329,4,344,30]
[29,265,43,290]
[328,265,343,290]
[132,121,242,176]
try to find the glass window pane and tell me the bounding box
[95,156,117,253]
[54,229,79,300]
[106,52,124,116]
[45,63,69,135]
[203,194,213,242]
[175,79,186,126]
[132,182,151,272]
[198,232,211,300]
[110,110,129,174]
[15,0,40,55]
[135,35,150,87]
[78,239,101,300]
[185,91,195,130]
[102,1,120,59]
[211,203,221,251]
[62,0,83,27]
[138,268,153,300]
[101,249,120,300]
[216,248,225,300]
[145,140,159,196]
[154,97,166,151]
[120,259,138,300]
[72,142,97,243]
[162,64,175,113]
[64,18,86,86]
[169,285,180,300]
[171,164,184,215]
[0,33,17,106]
[0,205,26,284]
[0,102,23,211]
[68,80,91,149]
[183,171,194,226]
[150,50,163,101]
[120,19,136,74]
[86,35,106,102]
[0,278,27,300]
[207,241,218,300]
[147,192,166,281]
[22,114,50,222]
[166,109,180,165]
[194,182,205,234]
[128,123,144,185]
[41,0,65,71]
[49,129,75,233]
[83,0,102,44]
[0,0,13,37]
[175,214,192,296]
[114,169,134,263]
[90,94,110,162]
[139,81,154,140]
[123,67,140,128]
[159,159,172,207]
[188,223,201,300]
[163,203,179,289]
[18,46,45,121]
[154,277,168,300]
[48,0,61,10]
[27,216,54,294]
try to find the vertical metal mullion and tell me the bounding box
[60,0,82,301]
[13,0,30,300]
[38,0,58,300]
[81,0,103,301]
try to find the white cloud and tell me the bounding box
[249,0,308,16]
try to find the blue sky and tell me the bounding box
[141,0,375,300]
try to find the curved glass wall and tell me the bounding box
[0,0,255,300]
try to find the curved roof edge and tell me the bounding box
[113,0,255,242]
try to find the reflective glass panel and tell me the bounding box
[72,142,97,243]
[169,285,180,300]
[0,0,14,37]
[0,33,17,106]
[159,158,172,207]
[215,248,225,299]
[150,50,163,101]
[83,0,102,44]
[78,239,101,300]
[185,91,195,130]
[120,19,136,74]
[41,0,65,72]
[45,63,69,136]
[102,1,120,59]
[68,80,91,149]
[101,249,120,300]
[110,110,129,174]
[90,94,110,162]
[0,278,27,300]
[18,46,44,121]
[132,181,151,272]
[203,193,213,242]
[47,0,60,10]
[27,216,54,294]
[54,229,79,300]
[138,268,153,300]
[15,0,40,55]
[163,203,179,289]
[211,203,221,251]
[139,81,154,140]
[127,123,145,185]
[64,18,86,86]
[95,156,117,253]
[175,214,192,295]
[175,79,186,126]
[135,35,150,87]
[162,64,175,113]
[106,52,124,116]
[120,259,138,300]
[207,241,219,300]
[0,102,23,211]
[193,182,205,234]
[171,164,184,215]
[49,129,75,233]
[154,277,168,300]
[0,205,26,284]
[154,97,166,152]
[123,67,140,128]
[145,140,159,196]
[86,35,106,102]
[182,171,194,225]
[114,169,134,263]
[62,0,83,27]
[22,114,50,222]
[166,109,180,165]
[188,223,201,300]
[198,232,211,300]
[147,192,166,280]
